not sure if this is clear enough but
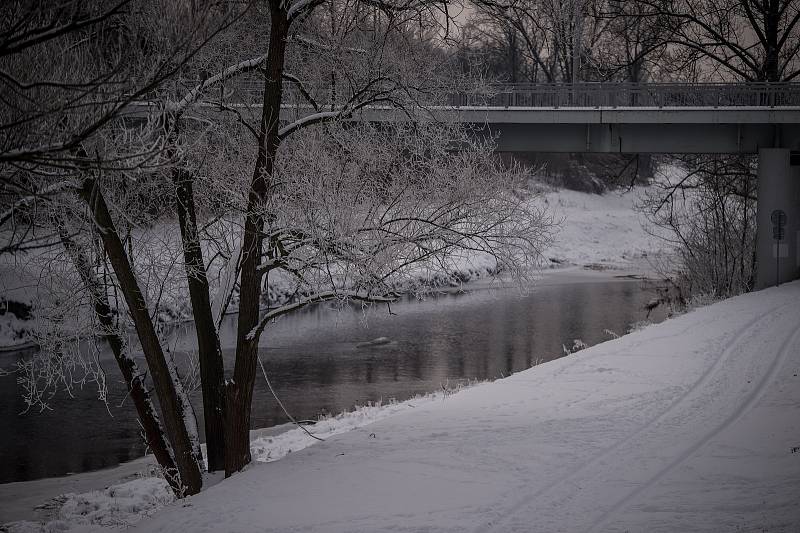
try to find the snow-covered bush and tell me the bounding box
[640,157,756,300]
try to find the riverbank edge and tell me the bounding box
[0,423,293,524]
[0,257,657,350]
[0,266,662,526]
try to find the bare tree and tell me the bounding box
[595,1,671,82]
[632,0,800,82]
[0,1,245,167]
[176,0,551,475]
[3,0,553,493]
[463,5,554,82]
[470,0,615,83]
[627,1,799,297]
[1,0,247,495]
[640,156,757,298]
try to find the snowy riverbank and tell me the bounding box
[133,280,800,533]
[0,389,472,530]
[4,279,799,531]
[1,185,671,530]
[540,186,666,272]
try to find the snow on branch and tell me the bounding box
[286,0,326,22]
[278,77,403,139]
[211,238,242,330]
[278,111,343,139]
[282,73,321,112]
[168,55,268,116]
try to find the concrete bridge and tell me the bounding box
[359,82,800,289]
[352,83,800,156]
[179,81,800,288]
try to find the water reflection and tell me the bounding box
[0,276,663,483]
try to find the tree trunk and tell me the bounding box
[79,178,203,495]
[764,0,780,82]
[58,226,184,495]
[174,169,227,473]
[224,1,289,476]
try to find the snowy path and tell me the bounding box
[135,282,800,532]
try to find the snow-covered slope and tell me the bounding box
[128,280,800,532]
[541,187,665,271]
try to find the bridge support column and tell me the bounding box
[755,148,800,289]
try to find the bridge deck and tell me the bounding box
[133,82,800,154]
[344,105,800,154]
[351,106,800,125]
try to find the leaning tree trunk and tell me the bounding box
[58,225,185,495]
[224,1,289,476]
[79,177,204,495]
[174,167,227,473]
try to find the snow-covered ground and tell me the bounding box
[0,390,470,531]
[132,280,798,532]
[0,185,675,531]
[540,187,665,271]
[5,278,799,531]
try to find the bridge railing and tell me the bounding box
[447,82,800,108]
[164,80,800,109]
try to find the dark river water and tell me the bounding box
[0,271,666,484]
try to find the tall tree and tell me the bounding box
[595,0,671,82]
[633,0,800,81]
[627,1,796,297]
[1,0,247,494]
[471,0,613,83]
[3,0,553,491]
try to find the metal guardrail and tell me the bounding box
[168,80,800,109]
[446,82,800,108]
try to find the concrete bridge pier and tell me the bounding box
[756,148,800,289]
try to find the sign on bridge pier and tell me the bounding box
[771,209,788,286]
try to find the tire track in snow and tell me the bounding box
[474,299,793,533]
[586,307,800,533]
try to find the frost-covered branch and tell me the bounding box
[169,55,268,117]
[282,73,321,112]
[0,0,130,57]
[278,77,400,138]
[286,0,327,22]
[0,180,77,227]
[278,110,343,138]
